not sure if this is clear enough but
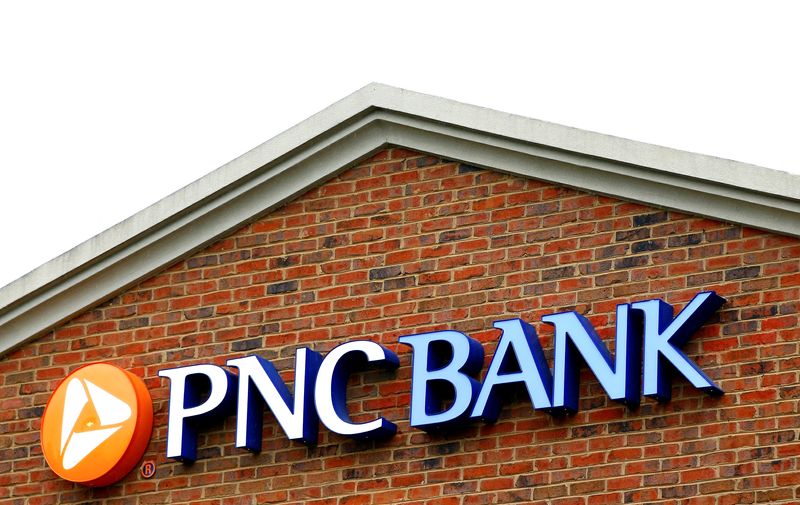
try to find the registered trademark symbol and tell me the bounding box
[140,460,156,479]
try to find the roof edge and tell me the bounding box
[0,83,385,311]
[4,83,798,311]
[1,83,799,356]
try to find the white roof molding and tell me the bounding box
[2,82,799,356]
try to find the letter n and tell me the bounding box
[542,304,641,414]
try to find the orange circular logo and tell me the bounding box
[41,363,153,487]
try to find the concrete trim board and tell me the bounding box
[1,83,799,356]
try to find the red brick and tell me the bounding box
[3,147,798,505]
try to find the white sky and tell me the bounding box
[1,1,799,289]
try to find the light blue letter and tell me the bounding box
[471,319,552,422]
[542,304,641,414]
[632,291,725,401]
[399,330,483,430]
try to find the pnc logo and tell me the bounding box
[41,363,153,487]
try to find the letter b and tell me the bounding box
[399,330,483,431]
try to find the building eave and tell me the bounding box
[1,82,799,357]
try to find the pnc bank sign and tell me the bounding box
[42,291,725,485]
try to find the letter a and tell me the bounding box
[471,319,552,422]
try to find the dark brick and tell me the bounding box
[742,447,773,461]
[614,256,649,269]
[643,473,678,486]
[632,240,665,253]
[413,156,440,168]
[257,323,280,334]
[371,214,402,226]
[369,266,402,280]
[0,447,28,459]
[624,491,642,503]
[220,250,250,263]
[19,407,44,419]
[322,235,348,248]
[723,320,759,335]
[572,424,602,438]
[740,305,778,320]
[166,349,195,361]
[197,446,222,459]
[527,229,560,242]
[303,251,332,264]
[542,266,575,281]
[595,272,629,286]
[661,485,698,499]
[668,233,703,247]
[232,337,263,352]
[721,463,755,478]
[608,421,637,433]
[725,266,761,281]
[119,317,150,330]
[421,457,443,469]
[633,211,668,227]
[516,475,537,488]
[527,202,560,216]
[383,277,416,291]
[781,301,799,315]
[497,490,533,502]
[578,261,612,275]
[290,460,322,473]
[299,291,315,303]
[444,481,478,494]
[430,442,460,455]
[705,227,741,242]
[740,361,771,375]
[439,229,471,242]
[183,307,214,320]
[71,337,98,350]
[392,448,425,461]
[597,244,629,259]
[187,255,218,269]
[615,228,650,241]
[687,272,723,287]
[276,256,299,268]
[267,281,298,294]
[458,163,483,173]
[342,468,369,480]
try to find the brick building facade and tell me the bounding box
[1,85,798,504]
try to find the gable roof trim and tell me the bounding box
[1,83,798,356]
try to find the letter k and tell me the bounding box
[632,291,726,402]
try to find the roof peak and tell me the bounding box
[1,84,798,356]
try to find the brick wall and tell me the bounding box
[1,147,799,504]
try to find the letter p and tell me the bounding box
[158,364,236,462]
